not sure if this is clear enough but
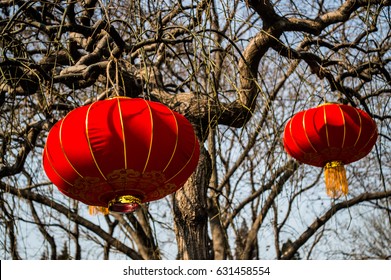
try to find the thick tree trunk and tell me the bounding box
[173,146,211,259]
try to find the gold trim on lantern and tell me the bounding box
[361,126,378,151]
[325,161,343,169]
[303,110,318,153]
[323,105,330,147]
[85,102,107,181]
[117,98,128,169]
[288,114,309,156]
[353,109,362,147]
[59,116,85,179]
[163,109,179,172]
[317,102,339,107]
[109,96,131,100]
[44,144,74,187]
[142,100,154,173]
[337,106,346,148]
[165,132,198,183]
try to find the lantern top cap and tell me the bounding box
[317,102,340,107]
[108,96,132,100]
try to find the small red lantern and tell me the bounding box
[43,97,200,213]
[283,103,378,198]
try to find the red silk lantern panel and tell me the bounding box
[43,97,200,213]
[283,103,378,197]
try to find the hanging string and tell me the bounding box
[106,57,121,98]
[321,78,327,104]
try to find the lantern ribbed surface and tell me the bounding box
[43,97,200,213]
[283,103,378,167]
[283,103,378,198]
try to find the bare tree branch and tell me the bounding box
[281,190,391,259]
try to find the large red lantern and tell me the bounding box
[283,103,378,198]
[43,97,200,213]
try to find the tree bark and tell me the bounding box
[173,146,211,259]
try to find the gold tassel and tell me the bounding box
[324,161,348,198]
[88,206,110,215]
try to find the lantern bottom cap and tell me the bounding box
[108,195,142,214]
